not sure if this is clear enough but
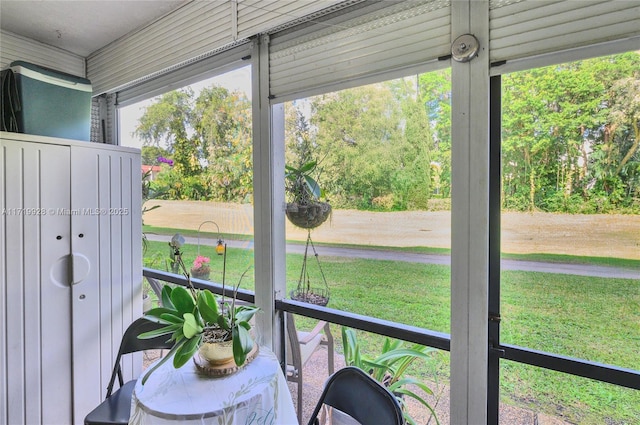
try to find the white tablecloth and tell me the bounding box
[129,346,298,425]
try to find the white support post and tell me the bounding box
[450,1,490,424]
[251,35,287,356]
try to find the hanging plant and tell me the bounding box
[285,160,331,229]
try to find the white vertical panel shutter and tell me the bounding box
[115,42,253,107]
[87,1,234,95]
[86,0,350,96]
[269,0,451,102]
[237,0,347,38]
[0,30,85,77]
[489,0,640,65]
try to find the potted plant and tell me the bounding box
[190,255,211,280]
[341,327,440,425]
[138,234,259,383]
[285,159,332,305]
[285,159,331,229]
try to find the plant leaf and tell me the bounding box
[232,325,253,366]
[182,313,203,339]
[141,340,185,385]
[303,175,321,199]
[170,286,196,315]
[143,307,177,320]
[137,323,181,340]
[173,334,201,369]
[234,305,259,323]
[217,315,231,331]
[392,386,439,424]
[197,290,219,324]
[159,312,184,324]
[160,285,175,310]
[299,160,317,173]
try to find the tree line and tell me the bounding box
[137,52,639,213]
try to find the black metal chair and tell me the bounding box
[307,366,404,425]
[84,317,174,425]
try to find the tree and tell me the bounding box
[307,81,436,210]
[590,70,640,206]
[193,87,252,202]
[141,146,170,165]
[136,84,253,202]
[419,69,452,198]
[501,52,640,212]
[135,89,203,177]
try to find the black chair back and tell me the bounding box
[108,317,174,396]
[307,366,404,425]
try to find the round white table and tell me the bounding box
[129,346,298,425]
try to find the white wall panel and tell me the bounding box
[0,30,85,77]
[489,0,640,65]
[269,0,451,101]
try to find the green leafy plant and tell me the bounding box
[342,327,440,425]
[285,159,324,205]
[138,234,259,384]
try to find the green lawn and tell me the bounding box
[143,239,640,424]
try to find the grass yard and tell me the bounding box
[143,239,639,424]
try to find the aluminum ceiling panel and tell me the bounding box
[237,0,344,38]
[1,30,85,76]
[269,0,451,101]
[87,1,234,94]
[490,0,640,64]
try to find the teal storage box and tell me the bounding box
[10,61,92,141]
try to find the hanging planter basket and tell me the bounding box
[290,288,329,307]
[286,201,332,229]
[289,231,330,306]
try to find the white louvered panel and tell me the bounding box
[0,30,85,76]
[87,1,234,95]
[237,0,344,38]
[116,42,252,106]
[490,0,640,64]
[269,0,450,101]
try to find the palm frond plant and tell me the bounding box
[342,327,440,425]
[137,233,259,384]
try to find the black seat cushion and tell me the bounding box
[84,379,136,425]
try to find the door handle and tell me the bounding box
[71,252,91,284]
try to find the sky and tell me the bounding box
[119,65,252,149]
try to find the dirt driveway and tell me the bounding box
[143,200,640,260]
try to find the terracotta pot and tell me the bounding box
[191,269,210,280]
[199,340,234,365]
